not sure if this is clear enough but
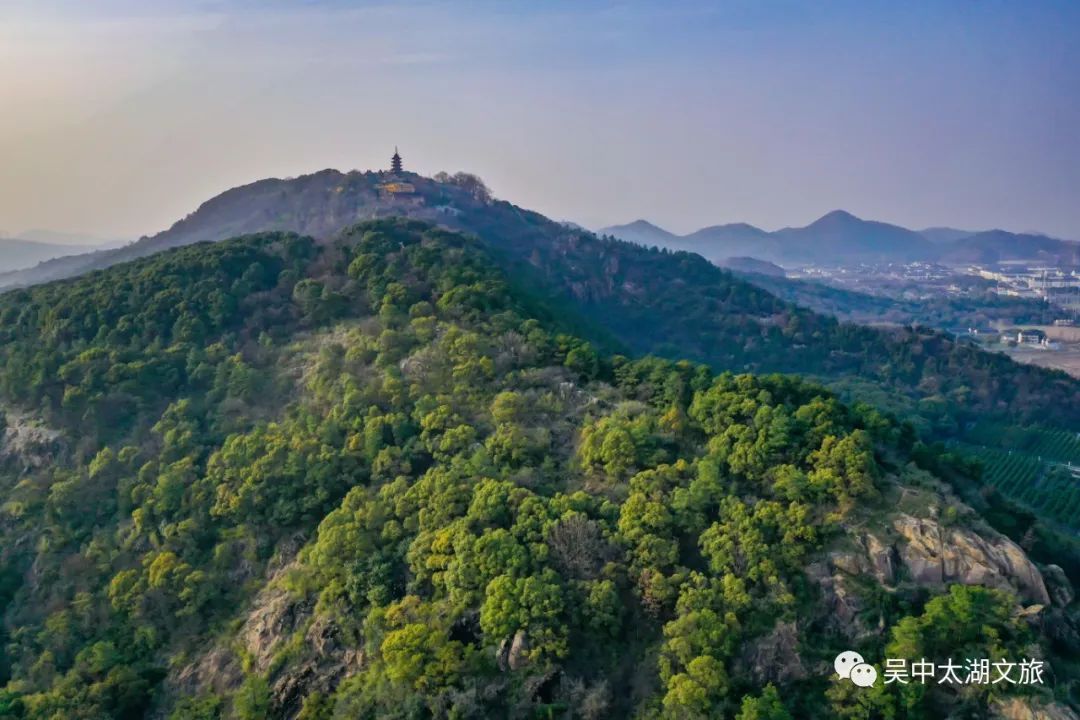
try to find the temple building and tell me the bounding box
[377,147,423,205]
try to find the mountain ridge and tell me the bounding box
[601,213,1080,267]
[0,236,98,274]
[15,229,127,247]
[3,168,1079,435]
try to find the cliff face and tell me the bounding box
[812,506,1069,651]
[890,513,1050,605]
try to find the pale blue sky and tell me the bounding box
[1,1,1078,239]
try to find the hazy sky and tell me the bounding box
[2,0,1079,241]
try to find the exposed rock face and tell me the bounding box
[1042,564,1075,608]
[740,620,807,684]
[805,561,876,640]
[864,533,897,586]
[496,630,531,672]
[812,512,1059,644]
[827,534,897,586]
[508,630,530,671]
[241,586,312,673]
[174,569,363,719]
[993,698,1080,720]
[173,645,242,696]
[826,550,864,577]
[892,514,1050,605]
[0,410,63,471]
[242,584,363,718]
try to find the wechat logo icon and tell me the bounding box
[835,650,877,688]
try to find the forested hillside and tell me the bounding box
[3,169,1079,435]
[0,220,1076,719]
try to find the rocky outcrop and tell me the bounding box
[173,645,242,696]
[1042,564,1075,608]
[805,561,877,640]
[864,533,898,585]
[240,585,312,673]
[992,698,1080,720]
[740,620,807,684]
[892,514,1050,605]
[812,512,1059,643]
[497,630,531,671]
[243,583,363,718]
[174,569,363,719]
[0,410,63,471]
[828,533,897,586]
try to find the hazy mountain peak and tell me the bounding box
[601,219,674,235]
[625,219,667,230]
[598,219,678,247]
[919,227,977,244]
[691,222,768,236]
[809,209,862,226]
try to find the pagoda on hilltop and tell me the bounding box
[376,146,422,205]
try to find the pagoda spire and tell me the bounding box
[390,147,403,174]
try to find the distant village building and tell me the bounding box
[977,264,1080,311]
[435,204,463,217]
[1018,329,1046,345]
[1001,328,1050,346]
[377,147,424,206]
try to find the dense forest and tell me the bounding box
[6,168,1080,437]
[424,190,1080,433]
[0,219,1076,718]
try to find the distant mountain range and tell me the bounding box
[0,230,129,275]
[5,198,1077,290]
[600,211,1080,267]
[14,229,125,247]
[0,235,126,274]
[0,237,83,274]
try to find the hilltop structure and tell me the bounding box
[377,147,422,205]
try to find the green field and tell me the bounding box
[959,437,1080,527]
[964,421,1080,465]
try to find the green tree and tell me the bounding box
[735,684,792,720]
